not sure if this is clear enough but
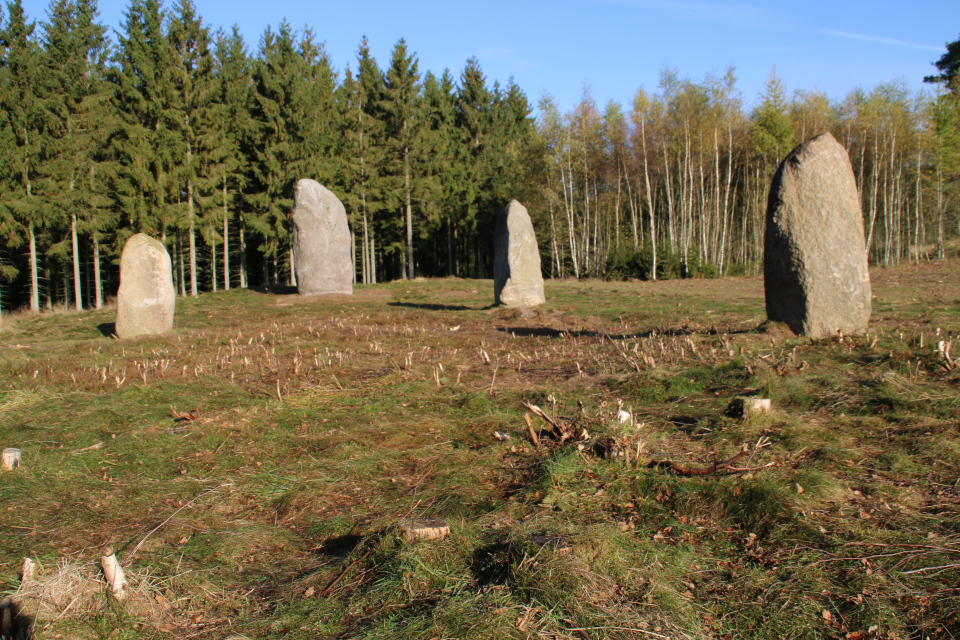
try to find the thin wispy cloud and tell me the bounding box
[823,29,942,52]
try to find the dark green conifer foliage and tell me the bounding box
[108,0,174,240]
[0,4,22,311]
[925,33,960,88]
[248,21,336,287]
[168,0,217,296]
[422,68,462,275]
[381,38,422,279]
[212,25,251,289]
[41,0,109,310]
[2,0,46,311]
[455,57,494,277]
[335,36,385,284]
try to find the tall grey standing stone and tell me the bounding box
[764,132,871,338]
[115,233,175,339]
[292,179,353,296]
[494,200,545,307]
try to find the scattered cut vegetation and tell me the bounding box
[1,262,959,639]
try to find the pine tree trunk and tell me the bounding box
[223,178,230,290]
[362,209,370,284]
[211,244,217,292]
[70,174,82,311]
[289,248,296,287]
[178,232,187,297]
[188,175,198,296]
[93,235,103,310]
[447,219,454,277]
[29,222,39,313]
[239,212,248,288]
[404,144,414,280]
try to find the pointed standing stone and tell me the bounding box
[292,179,353,296]
[115,233,175,339]
[764,133,871,338]
[494,200,545,307]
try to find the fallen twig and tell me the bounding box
[523,402,576,443]
[124,483,232,566]
[524,413,539,447]
[70,441,104,455]
[648,444,774,476]
[171,401,202,422]
[319,547,374,597]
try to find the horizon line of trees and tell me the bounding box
[528,60,960,282]
[0,0,957,313]
[0,0,534,313]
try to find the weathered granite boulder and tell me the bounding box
[292,179,353,296]
[115,233,175,339]
[764,132,871,338]
[494,200,545,307]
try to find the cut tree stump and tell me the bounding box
[400,519,450,542]
[100,547,127,600]
[1,448,20,471]
[727,398,771,418]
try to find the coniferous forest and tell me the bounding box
[0,0,958,313]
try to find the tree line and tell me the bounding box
[528,56,960,282]
[0,0,534,312]
[0,0,957,313]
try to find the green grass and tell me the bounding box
[1,267,959,639]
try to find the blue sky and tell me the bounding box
[19,0,960,115]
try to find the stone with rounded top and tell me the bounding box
[494,200,545,307]
[115,233,175,339]
[292,179,353,296]
[764,132,871,339]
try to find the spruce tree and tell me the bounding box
[336,36,385,284]
[3,0,46,312]
[109,0,175,240]
[381,38,422,279]
[212,25,251,290]
[248,21,336,286]
[422,69,461,275]
[455,57,494,277]
[0,3,22,312]
[168,0,216,296]
[41,0,109,310]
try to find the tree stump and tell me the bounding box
[399,519,450,542]
[1,448,20,471]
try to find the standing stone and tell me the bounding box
[292,179,353,296]
[764,133,871,338]
[115,233,175,339]
[494,200,545,307]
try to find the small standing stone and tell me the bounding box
[292,179,353,296]
[494,200,545,308]
[115,233,175,339]
[764,133,871,338]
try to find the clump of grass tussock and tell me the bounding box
[14,558,172,627]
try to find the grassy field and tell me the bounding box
[1,262,958,640]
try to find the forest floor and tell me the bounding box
[0,261,959,640]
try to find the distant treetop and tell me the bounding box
[924,33,960,87]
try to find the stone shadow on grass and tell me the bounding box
[97,322,117,338]
[499,324,768,340]
[388,301,496,312]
